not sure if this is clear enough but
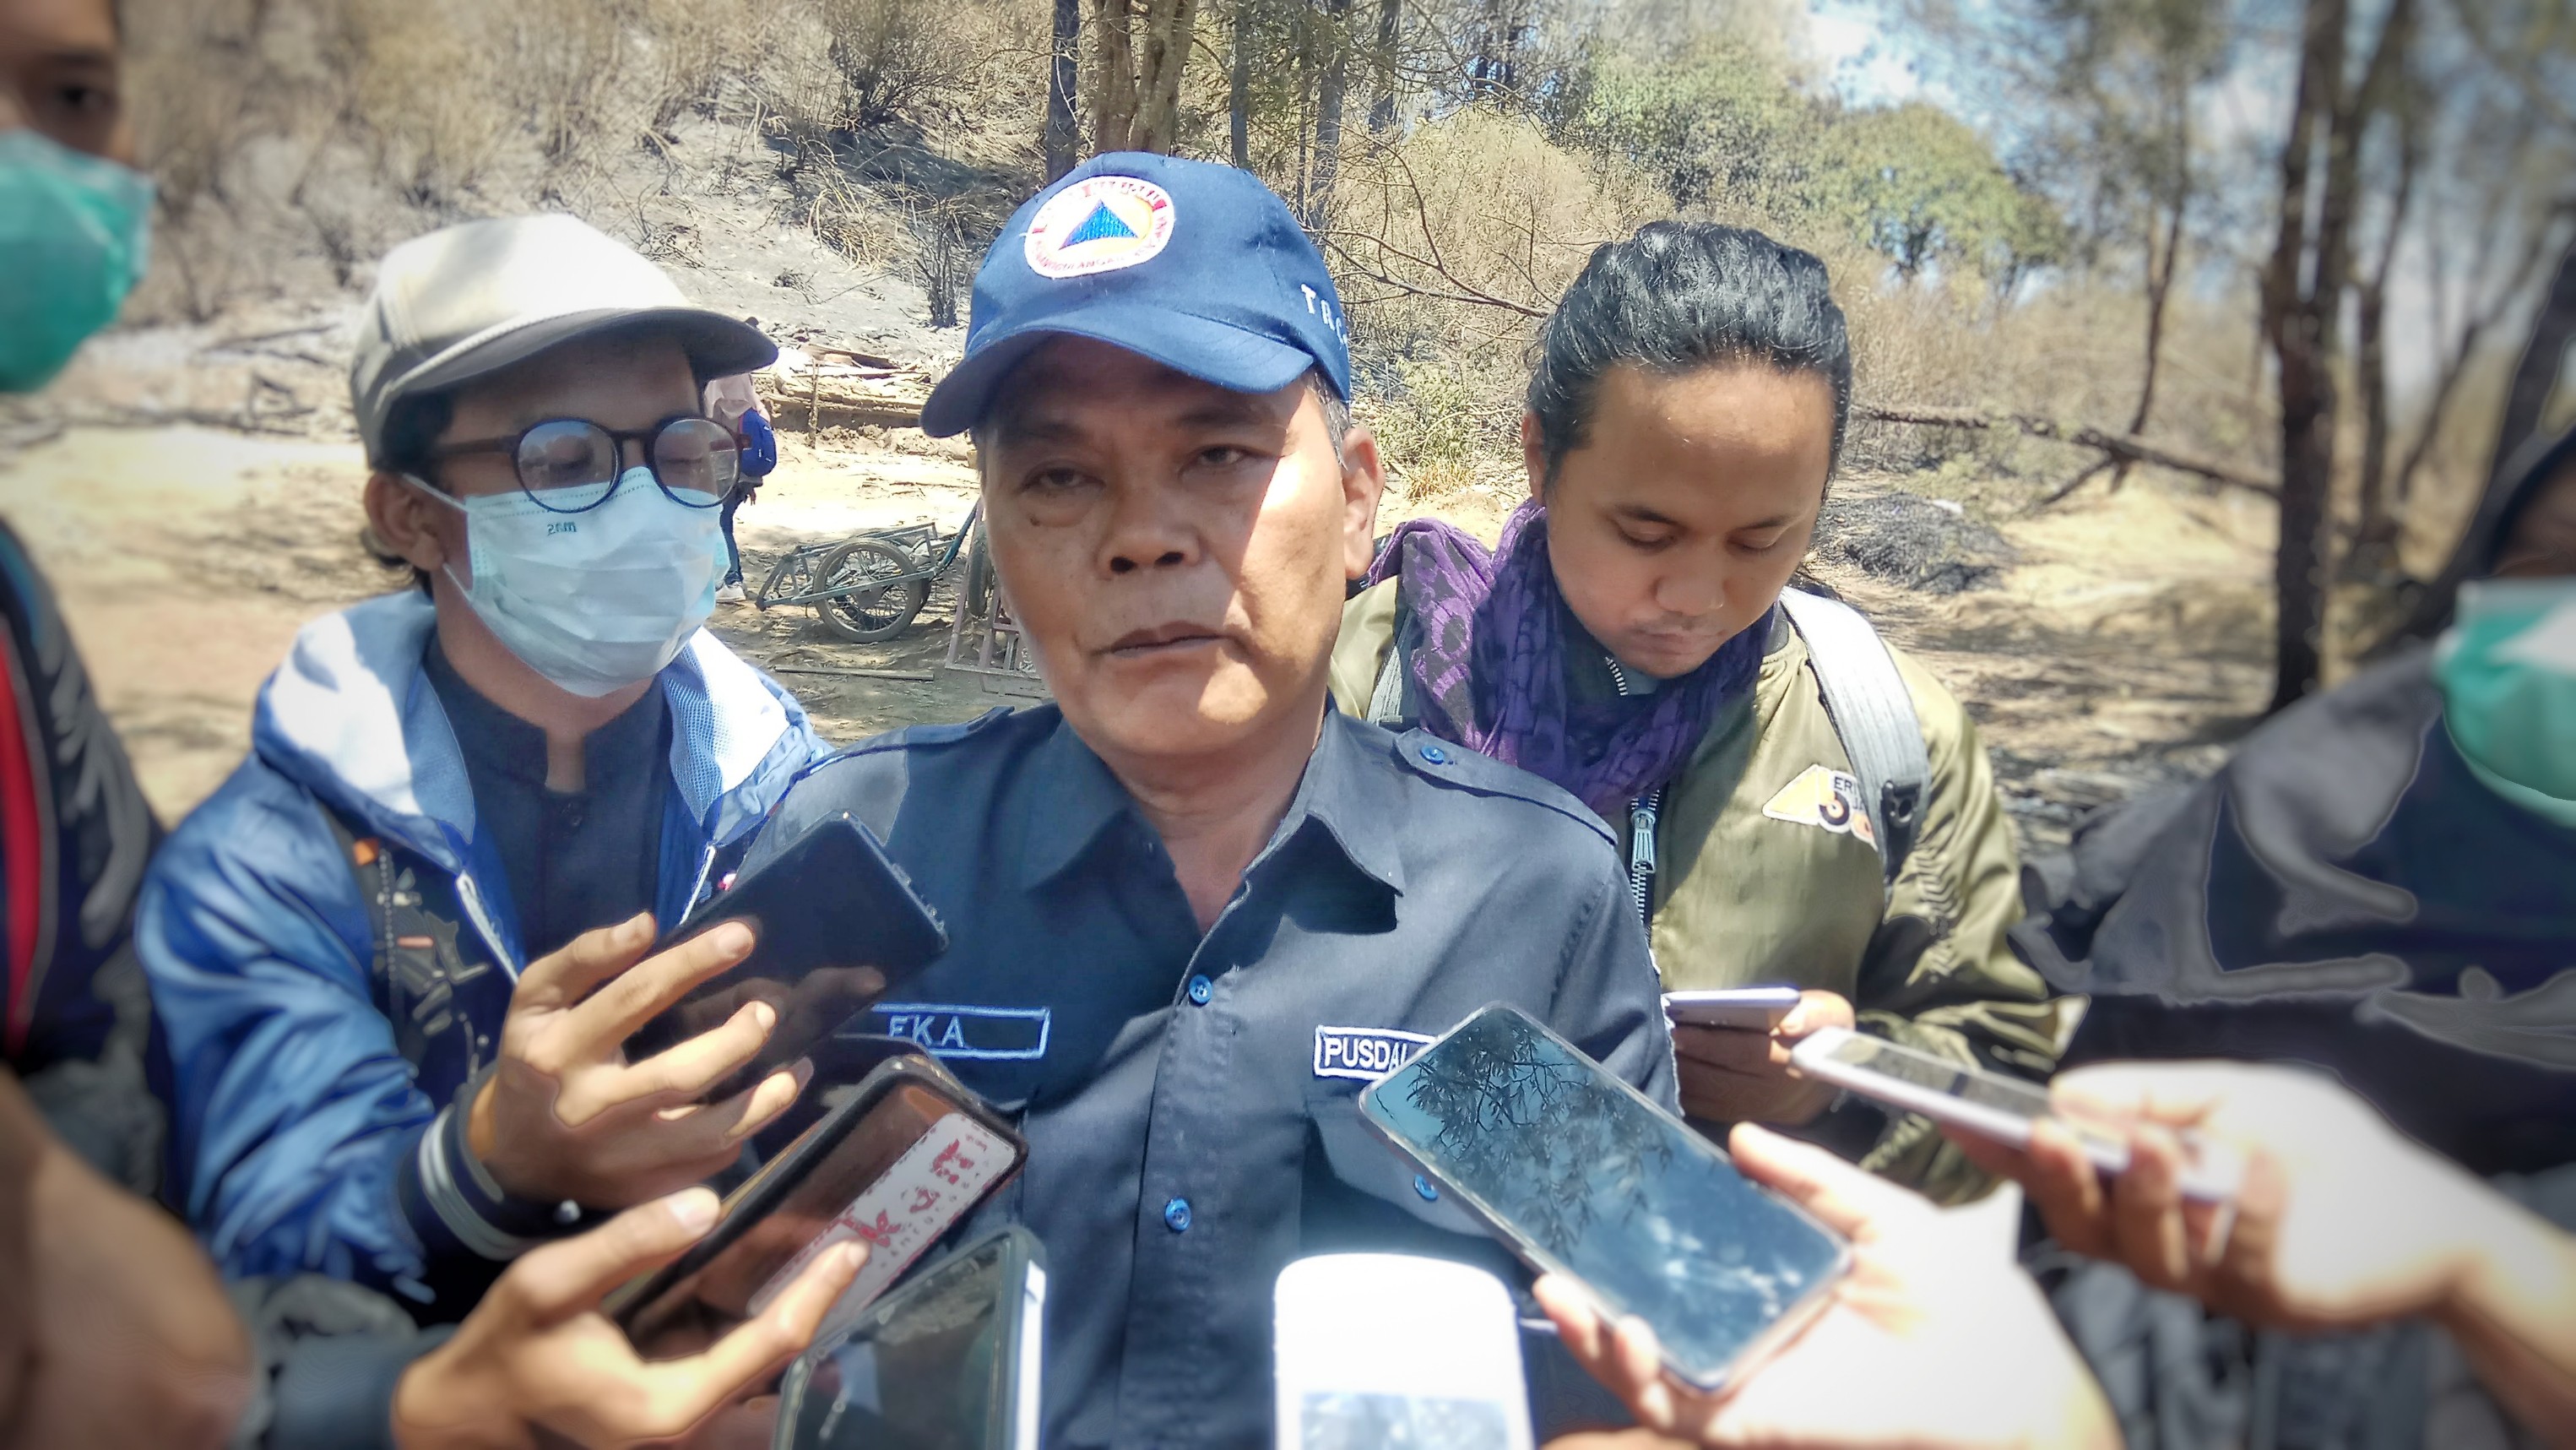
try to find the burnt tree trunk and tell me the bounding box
[1306,0,1353,228]
[2350,116,2418,574]
[1044,0,1082,180]
[1231,0,1255,166]
[1367,0,1401,131]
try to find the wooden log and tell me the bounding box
[1854,404,2279,500]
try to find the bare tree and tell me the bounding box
[2260,0,2410,709]
[1045,0,1082,179]
[1308,0,1355,225]
[1091,0,1201,154]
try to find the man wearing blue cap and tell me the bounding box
[743,154,1677,1444]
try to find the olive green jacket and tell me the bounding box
[1332,578,2074,1203]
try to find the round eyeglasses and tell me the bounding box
[426,415,741,513]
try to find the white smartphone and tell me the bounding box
[1788,1027,2242,1202]
[1275,1254,1536,1450]
[1662,986,1804,1030]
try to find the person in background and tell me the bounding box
[704,368,778,605]
[1538,1066,2576,1449]
[137,215,841,1320]
[746,151,1677,1446]
[0,3,861,1445]
[1331,221,2064,1202]
[2015,426,2576,1444]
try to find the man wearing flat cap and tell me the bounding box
[745,154,1678,1446]
[138,215,840,1317]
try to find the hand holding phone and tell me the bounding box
[1669,989,1853,1127]
[1533,1124,2120,1450]
[1360,1004,1849,1393]
[1786,1028,2242,1203]
[1662,986,1803,1030]
[609,1054,1025,1351]
[473,912,819,1212]
[1274,1255,1534,1450]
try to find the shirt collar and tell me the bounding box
[1013,707,1407,897]
[425,639,666,795]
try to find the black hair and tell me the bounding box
[1527,221,1852,486]
[365,390,457,595]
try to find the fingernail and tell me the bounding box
[789,1057,815,1090]
[837,1241,870,1273]
[751,1001,778,1033]
[717,922,754,956]
[670,1187,720,1231]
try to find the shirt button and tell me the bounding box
[1414,1174,1440,1203]
[1185,974,1212,1006]
[1163,1197,1192,1233]
[1418,743,1448,765]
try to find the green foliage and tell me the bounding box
[1814,102,2067,285]
[1556,38,2064,291]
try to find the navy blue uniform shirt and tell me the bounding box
[746,703,1676,1448]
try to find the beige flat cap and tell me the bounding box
[350,214,775,464]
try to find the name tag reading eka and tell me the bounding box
[1312,1025,1433,1081]
[870,1003,1053,1061]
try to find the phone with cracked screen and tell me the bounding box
[608,1053,1023,1348]
[773,1225,1048,1450]
[628,813,947,1102]
[1788,1027,2242,1202]
[1358,1003,1849,1393]
[1662,986,1803,1031]
[1274,1254,1534,1450]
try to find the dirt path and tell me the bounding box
[0,421,2274,855]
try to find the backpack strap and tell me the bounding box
[1776,588,1930,891]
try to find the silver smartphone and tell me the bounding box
[1788,1027,2242,1202]
[1662,986,1803,1030]
[1359,1003,1850,1393]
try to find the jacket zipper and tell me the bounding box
[1605,657,1662,927]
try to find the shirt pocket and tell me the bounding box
[1300,1078,1487,1238]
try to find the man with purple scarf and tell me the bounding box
[1331,222,2066,1205]
[740,155,1676,1447]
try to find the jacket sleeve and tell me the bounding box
[1844,652,2074,1203]
[134,762,441,1294]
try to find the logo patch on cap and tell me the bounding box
[1023,176,1176,279]
[1761,763,1878,846]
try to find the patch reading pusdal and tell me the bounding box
[1023,176,1176,279]
[1760,763,1878,846]
[748,1111,1018,1339]
[1313,1025,1434,1081]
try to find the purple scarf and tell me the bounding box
[1365,501,1769,817]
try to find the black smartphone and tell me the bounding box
[1359,1003,1850,1393]
[627,814,947,1100]
[609,1053,1025,1348]
[773,1225,1049,1450]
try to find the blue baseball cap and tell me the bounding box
[917,153,1352,438]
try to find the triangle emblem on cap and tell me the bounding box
[1024,176,1176,280]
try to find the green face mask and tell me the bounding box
[0,128,155,394]
[2435,577,2576,825]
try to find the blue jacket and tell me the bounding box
[136,592,830,1300]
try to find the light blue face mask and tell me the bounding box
[2435,577,2576,827]
[0,128,155,394]
[404,470,726,697]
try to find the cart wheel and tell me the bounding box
[961,529,996,622]
[813,539,930,643]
